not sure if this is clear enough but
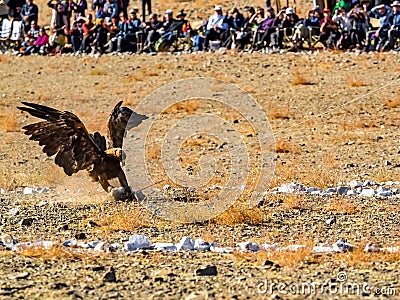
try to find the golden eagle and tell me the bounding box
[17,101,147,200]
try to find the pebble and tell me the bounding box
[20,218,33,226]
[237,242,260,252]
[103,267,117,282]
[125,234,151,251]
[8,208,19,216]
[359,189,376,197]
[195,265,217,276]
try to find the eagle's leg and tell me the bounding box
[117,171,134,201]
[99,174,114,193]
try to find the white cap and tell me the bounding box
[165,9,173,14]
[214,5,222,11]
[285,7,294,14]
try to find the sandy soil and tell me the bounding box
[0,51,399,299]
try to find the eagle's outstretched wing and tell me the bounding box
[18,102,104,176]
[107,101,148,149]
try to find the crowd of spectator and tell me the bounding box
[1,0,400,55]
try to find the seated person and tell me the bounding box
[79,13,96,52]
[92,18,109,52]
[22,20,40,49]
[223,8,245,48]
[69,20,82,52]
[204,5,229,50]
[255,7,279,49]
[23,27,49,55]
[319,8,339,48]
[143,13,162,52]
[292,7,321,47]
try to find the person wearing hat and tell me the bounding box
[176,9,191,37]
[162,9,175,30]
[204,5,229,50]
[141,0,151,22]
[386,1,400,50]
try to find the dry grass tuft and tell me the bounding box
[347,75,368,87]
[326,197,359,214]
[291,70,313,86]
[169,100,200,113]
[1,110,20,132]
[337,245,400,266]
[268,105,290,120]
[384,98,400,109]
[89,69,107,76]
[213,202,265,225]
[281,194,302,210]
[275,140,294,153]
[19,245,89,261]
[97,205,149,232]
[234,239,315,267]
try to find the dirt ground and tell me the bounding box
[0,51,400,299]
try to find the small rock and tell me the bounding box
[75,232,87,240]
[348,180,362,188]
[347,190,359,196]
[20,218,33,226]
[9,272,30,280]
[196,265,217,276]
[85,265,105,271]
[8,208,19,216]
[126,234,151,251]
[87,221,100,228]
[103,267,117,282]
[364,243,381,252]
[62,239,77,247]
[194,238,211,251]
[0,188,5,194]
[325,218,336,225]
[152,242,177,251]
[22,187,33,195]
[237,242,260,252]
[333,238,354,252]
[0,234,14,247]
[360,189,376,197]
[176,236,195,251]
[337,186,350,195]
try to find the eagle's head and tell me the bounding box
[105,148,126,165]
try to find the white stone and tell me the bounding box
[281,244,306,252]
[35,187,49,194]
[175,236,195,251]
[333,239,354,252]
[306,187,321,193]
[337,186,350,195]
[377,191,392,197]
[384,246,400,253]
[63,239,77,247]
[152,242,177,251]
[163,185,171,190]
[23,187,33,195]
[34,240,54,249]
[312,243,338,253]
[237,242,260,252]
[364,243,381,252]
[94,241,109,251]
[359,189,376,197]
[346,190,359,196]
[325,188,337,194]
[210,245,233,253]
[377,186,391,192]
[126,234,151,251]
[194,239,211,251]
[260,244,279,251]
[348,180,362,188]
[363,180,377,187]
[77,242,90,249]
[0,188,5,194]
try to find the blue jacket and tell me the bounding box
[371,5,392,29]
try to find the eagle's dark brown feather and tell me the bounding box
[107,101,148,149]
[17,102,134,199]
